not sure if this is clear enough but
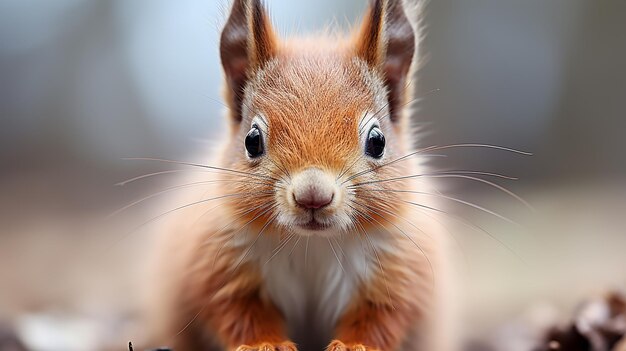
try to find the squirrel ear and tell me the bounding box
[220,0,277,122]
[355,0,416,122]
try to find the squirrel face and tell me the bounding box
[219,0,416,236]
[239,54,398,235]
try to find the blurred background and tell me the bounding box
[1,0,625,350]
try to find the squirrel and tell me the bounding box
[145,0,453,350]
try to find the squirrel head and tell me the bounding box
[219,0,418,236]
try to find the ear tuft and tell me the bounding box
[356,0,417,123]
[220,0,277,122]
[356,0,386,67]
[249,0,276,67]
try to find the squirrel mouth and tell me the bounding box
[299,219,330,231]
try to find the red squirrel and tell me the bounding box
[146,0,453,350]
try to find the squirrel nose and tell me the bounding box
[294,189,334,209]
[291,168,335,210]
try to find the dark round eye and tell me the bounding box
[245,125,264,158]
[365,126,385,159]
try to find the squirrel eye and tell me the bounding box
[365,126,385,159]
[245,125,264,158]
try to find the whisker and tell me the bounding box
[265,232,296,266]
[108,181,213,219]
[116,169,200,186]
[422,174,534,211]
[348,190,474,275]
[122,157,280,182]
[425,143,533,156]
[211,204,278,272]
[342,143,531,185]
[265,157,292,185]
[203,202,277,248]
[109,191,274,249]
[187,183,276,237]
[349,201,435,289]
[355,199,432,240]
[231,213,279,275]
[349,207,394,309]
[358,83,438,136]
[108,180,280,219]
[403,203,472,275]
[287,235,302,258]
[401,200,526,264]
[358,104,389,135]
[170,208,277,343]
[336,154,365,182]
[331,235,358,273]
[349,173,532,211]
[305,235,310,267]
[332,237,347,260]
[327,238,346,274]
[172,309,204,341]
[431,170,518,180]
[337,154,446,184]
[358,96,421,137]
[349,215,370,279]
[357,190,521,226]
[356,110,373,132]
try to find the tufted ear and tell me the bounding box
[355,0,416,123]
[220,0,277,122]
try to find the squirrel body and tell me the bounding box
[147,1,453,350]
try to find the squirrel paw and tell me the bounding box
[234,341,297,351]
[326,340,378,351]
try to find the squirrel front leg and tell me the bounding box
[209,288,296,351]
[327,243,431,351]
[172,243,297,351]
[327,299,414,351]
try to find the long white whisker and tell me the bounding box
[287,235,302,258]
[116,169,202,186]
[349,208,394,309]
[108,191,273,249]
[171,209,278,343]
[108,180,279,219]
[421,174,534,211]
[204,202,277,248]
[265,232,296,265]
[123,157,279,182]
[400,204,472,275]
[401,200,526,264]
[358,190,521,226]
[327,238,345,274]
[350,202,435,289]
[305,235,310,267]
[231,213,279,275]
[210,204,278,272]
[343,143,531,185]
[350,173,533,211]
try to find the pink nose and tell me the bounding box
[291,168,335,210]
[294,188,333,209]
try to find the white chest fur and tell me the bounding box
[252,233,379,337]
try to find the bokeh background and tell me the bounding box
[1,0,625,350]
